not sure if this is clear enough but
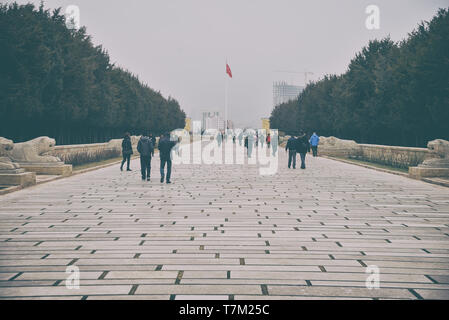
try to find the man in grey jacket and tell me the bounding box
[137,134,154,181]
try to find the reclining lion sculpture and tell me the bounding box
[319,136,359,148]
[8,137,62,164]
[0,137,21,171]
[316,136,362,157]
[107,136,140,148]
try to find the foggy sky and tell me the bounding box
[6,0,449,128]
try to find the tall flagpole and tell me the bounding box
[225,59,228,131]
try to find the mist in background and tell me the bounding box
[6,0,449,128]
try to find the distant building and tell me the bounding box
[273,81,304,107]
[202,112,225,132]
[226,120,234,130]
[261,118,270,131]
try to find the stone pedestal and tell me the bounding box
[409,167,449,179]
[408,139,449,180]
[0,168,36,187]
[19,163,72,176]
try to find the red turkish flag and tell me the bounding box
[226,63,232,78]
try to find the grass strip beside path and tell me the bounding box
[326,156,409,175]
[73,157,124,171]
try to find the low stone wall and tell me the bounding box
[47,138,141,167]
[354,144,430,169]
[280,135,432,169]
[48,143,121,167]
[319,147,359,158]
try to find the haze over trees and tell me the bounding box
[0,2,186,144]
[270,8,449,147]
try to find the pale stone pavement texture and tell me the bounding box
[0,143,449,300]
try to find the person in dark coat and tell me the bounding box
[137,134,154,181]
[149,133,156,157]
[285,136,297,169]
[296,132,310,169]
[158,133,180,184]
[246,133,254,158]
[120,132,133,172]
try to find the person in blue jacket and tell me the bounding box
[309,132,320,157]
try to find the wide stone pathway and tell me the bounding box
[1,144,449,300]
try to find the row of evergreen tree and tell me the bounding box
[270,8,449,147]
[0,2,186,145]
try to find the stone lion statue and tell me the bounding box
[318,136,362,157]
[106,139,122,150]
[106,135,141,150]
[419,139,449,168]
[8,137,61,164]
[0,137,21,170]
[428,139,449,158]
[320,136,359,148]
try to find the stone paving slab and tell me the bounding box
[233,295,372,300]
[0,285,132,298]
[0,142,448,299]
[175,295,228,300]
[415,289,449,299]
[135,284,262,295]
[266,285,416,299]
[16,272,102,280]
[0,296,84,300]
[86,294,170,300]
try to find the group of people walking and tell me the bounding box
[210,130,279,158]
[120,132,180,184]
[121,130,319,182]
[243,131,279,157]
[285,132,320,169]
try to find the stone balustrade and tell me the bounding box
[45,137,142,167]
[48,142,121,166]
[312,137,430,168]
[356,144,429,169]
[280,135,449,181]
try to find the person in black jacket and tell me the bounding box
[149,133,156,157]
[295,132,310,170]
[137,134,154,181]
[158,133,181,184]
[120,132,133,172]
[285,136,297,169]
